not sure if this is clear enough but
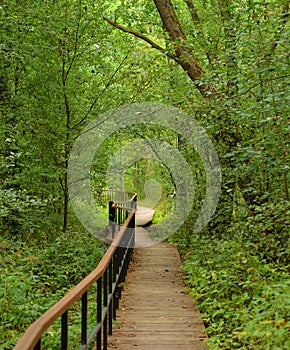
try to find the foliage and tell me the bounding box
[0,230,105,349]
[0,0,289,348]
[170,198,290,349]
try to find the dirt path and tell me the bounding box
[108,227,208,350]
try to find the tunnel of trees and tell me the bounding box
[0,0,289,348]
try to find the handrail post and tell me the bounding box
[81,292,88,345]
[108,260,113,335]
[109,201,115,238]
[61,311,68,350]
[103,269,108,350]
[34,339,41,350]
[131,194,137,249]
[97,277,102,349]
[112,251,118,320]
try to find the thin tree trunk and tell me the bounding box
[62,56,70,233]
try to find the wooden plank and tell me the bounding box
[108,227,208,349]
[135,206,155,226]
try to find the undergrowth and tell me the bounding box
[0,230,105,349]
[170,199,290,349]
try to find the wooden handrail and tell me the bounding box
[14,210,135,350]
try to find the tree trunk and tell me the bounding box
[153,0,216,97]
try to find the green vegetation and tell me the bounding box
[0,229,105,348]
[170,199,290,349]
[1,0,289,349]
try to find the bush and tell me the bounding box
[0,230,105,349]
[172,199,290,349]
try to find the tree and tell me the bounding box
[0,0,123,236]
[104,0,217,97]
[103,0,289,209]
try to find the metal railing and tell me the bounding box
[13,192,137,350]
[107,191,137,239]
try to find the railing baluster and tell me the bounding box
[81,291,88,345]
[97,277,102,350]
[61,311,68,350]
[115,249,121,312]
[113,251,118,320]
[108,260,113,335]
[109,201,115,238]
[118,207,121,225]
[103,269,108,350]
[34,339,41,350]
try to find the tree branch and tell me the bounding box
[228,74,290,99]
[184,0,200,24]
[103,16,179,63]
[71,53,129,131]
[183,0,212,64]
[267,5,289,58]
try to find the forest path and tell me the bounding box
[108,227,208,350]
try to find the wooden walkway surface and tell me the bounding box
[108,227,208,350]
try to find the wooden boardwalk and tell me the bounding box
[108,227,208,350]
